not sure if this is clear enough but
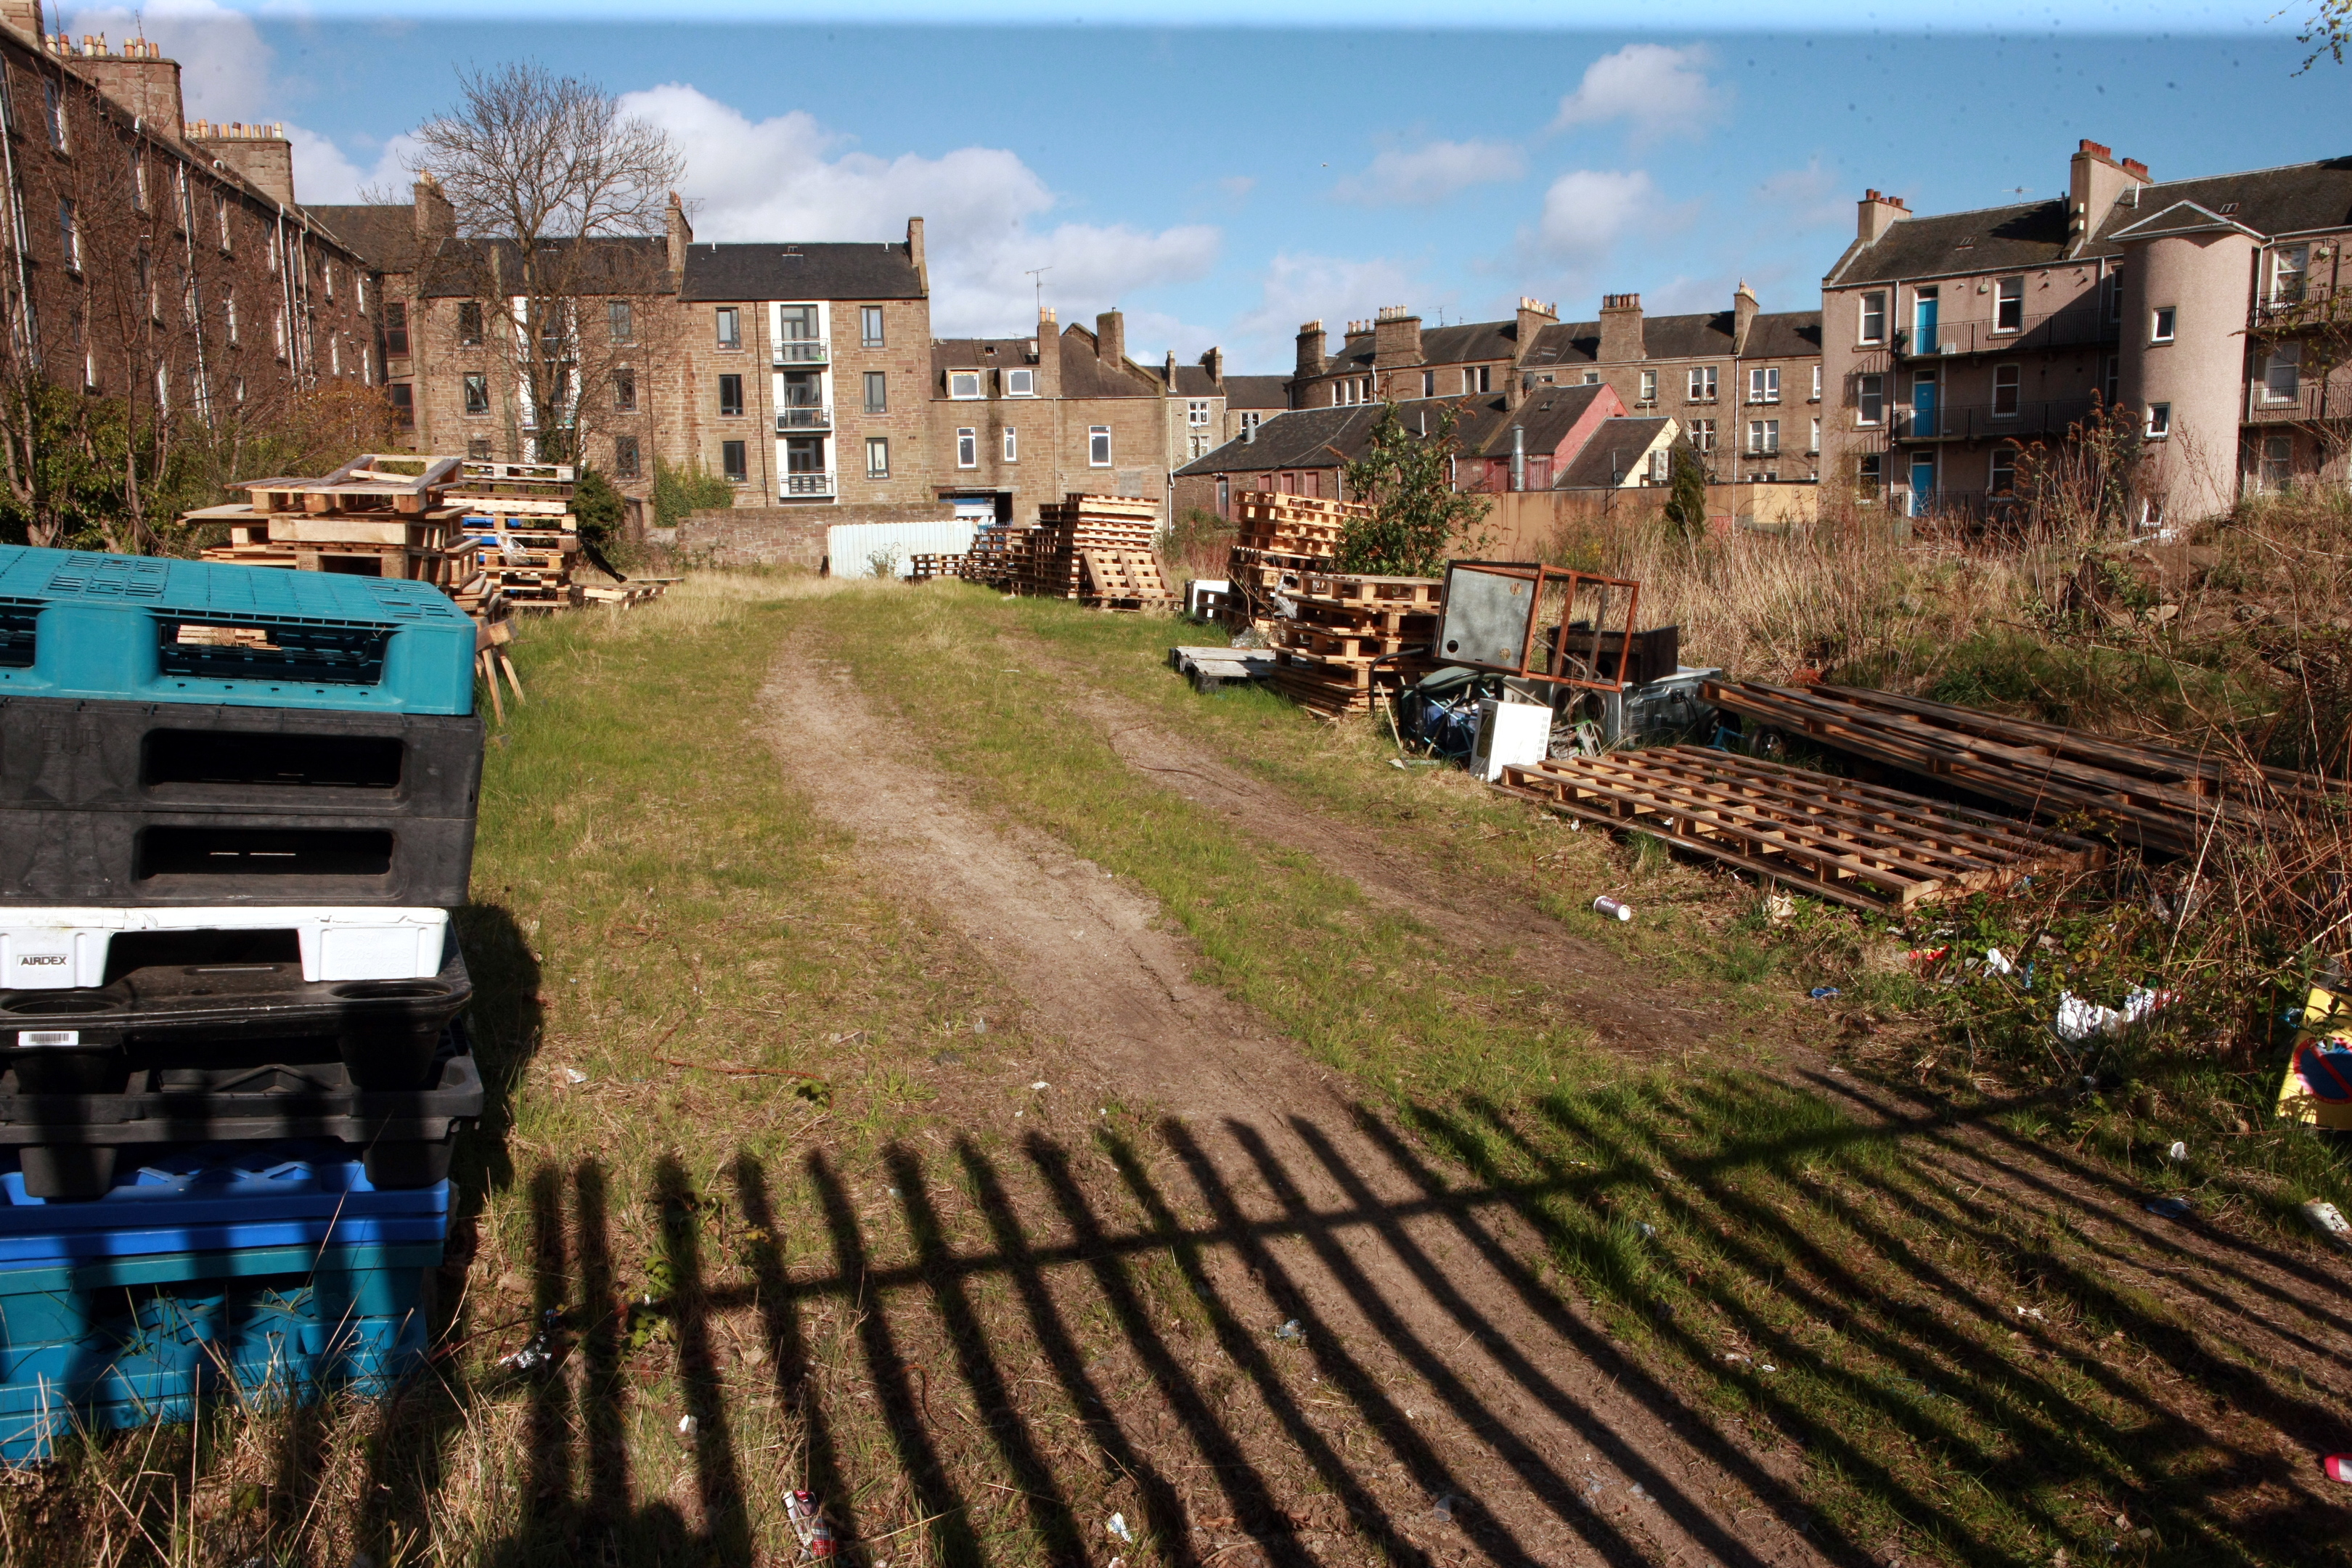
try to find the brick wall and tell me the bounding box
[677,501,954,569]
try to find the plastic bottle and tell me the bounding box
[1593,896,1633,922]
[788,1490,836,1559]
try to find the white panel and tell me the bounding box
[317,926,423,982]
[825,519,976,579]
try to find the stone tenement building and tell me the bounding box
[1821,140,2352,524]
[1290,288,1824,486]
[0,7,375,486]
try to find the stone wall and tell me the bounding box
[677,502,955,570]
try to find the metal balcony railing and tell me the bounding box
[2246,381,2349,423]
[772,339,830,366]
[783,472,833,497]
[2251,279,2342,330]
[775,405,832,432]
[1891,395,2099,444]
[1897,309,2117,359]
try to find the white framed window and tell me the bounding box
[1689,419,1715,453]
[2258,433,2291,490]
[216,194,231,253]
[1994,277,2024,334]
[1993,364,2021,417]
[1239,411,1262,433]
[2263,343,2301,404]
[1856,373,1884,426]
[1189,434,1209,459]
[2151,306,2176,343]
[715,306,740,348]
[155,364,169,415]
[1808,417,1821,453]
[1005,367,1035,396]
[1088,425,1111,466]
[1646,449,1669,483]
[1990,446,2018,495]
[1858,290,1887,345]
[1187,399,1210,428]
[1747,419,1779,455]
[955,427,977,467]
[1421,369,1435,398]
[1582,370,1600,385]
[861,305,886,347]
[57,199,78,271]
[2145,402,2171,438]
[42,80,64,151]
[2271,244,2308,304]
[1809,364,1822,402]
[866,436,890,478]
[1462,365,1490,394]
[273,306,288,359]
[1638,369,1657,404]
[1002,425,1018,462]
[224,285,237,346]
[2104,354,2120,408]
[1747,367,1779,404]
[130,146,147,211]
[1858,452,1882,501]
[1688,365,1718,401]
[2107,270,2124,324]
[948,369,983,399]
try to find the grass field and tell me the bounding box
[5,572,2347,1568]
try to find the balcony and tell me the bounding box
[775,404,832,433]
[782,472,833,498]
[1891,395,2099,444]
[2247,381,2350,424]
[1898,309,2116,359]
[772,338,830,367]
[2251,279,2343,331]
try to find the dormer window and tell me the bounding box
[948,369,983,399]
[1005,367,1035,396]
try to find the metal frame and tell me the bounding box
[1439,560,1643,693]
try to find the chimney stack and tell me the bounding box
[1295,319,1326,381]
[1372,304,1423,370]
[1857,189,1908,245]
[905,216,926,283]
[1201,346,1225,386]
[1096,309,1125,367]
[665,192,693,277]
[189,120,294,208]
[1598,293,1644,364]
[1514,295,1556,364]
[73,36,182,137]
[0,3,42,44]
[414,173,455,241]
[1036,306,1061,399]
[2067,139,2150,257]
[1731,282,1760,356]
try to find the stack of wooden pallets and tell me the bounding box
[192,455,469,585]
[1222,491,1364,626]
[442,462,582,613]
[908,552,972,582]
[1494,746,2106,912]
[1079,550,1172,609]
[1017,494,1164,605]
[966,526,1042,592]
[1702,682,2343,857]
[1265,571,1441,716]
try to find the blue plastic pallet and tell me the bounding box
[0,1240,440,1349]
[0,1145,448,1267]
[1,1302,425,1383]
[0,546,475,715]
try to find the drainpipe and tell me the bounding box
[1510,425,1525,492]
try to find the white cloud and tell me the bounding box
[1216,175,1257,203]
[1551,44,1720,144]
[1533,168,1659,260]
[64,0,271,122]
[286,128,417,205]
[620,83,1219,338]
[1228,250,1421,367]
[1331,139,1525,208]
[1752,158,1848,229]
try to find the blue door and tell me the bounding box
[1914,290,1939,354]
[1909,454,1937,515]
[1911,372,1938,438]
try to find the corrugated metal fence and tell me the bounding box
[825,519,976,579]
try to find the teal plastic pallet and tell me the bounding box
[0,546,475,715]
[0,1241,440,1348]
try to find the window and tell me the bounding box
[1857,374,1884,426]
[1993,364,2021,417]
[155,364,169,416]
[1859,290,1887,345]
[2263,343,2301,404]
[1689,419,1716,453]
[613,435,641,478]
[1809,417,1821,453]
[1189,435,1209,459]
[215,193,230,253]
[383,301,409,358]
[1995,277,2024,333]
[719,374,743,417]
[130,147,146,211]
[2107,270,2124,324]
[42,80,64,150]
[1809,364,1822,403]
[863,371,888,414]
[2258,434,2292,491]
[2145,402,2171,438]
[955,427,977,468]
[1088,425,1112,466]
[1583,371,1600,385]
[268,228,279,277]
[1005,367,1034,396]
[1638,369,1657,404]
[272,306,287,359]
[463,372,489,415]
[860,305,886,347]
[1003,426,1019,462]
[57,200,78,270]
[715,307,741,348]
[137,252,155,321]
[1188,399,1211,428]
[1240,411,1262,434]
[1647,449,1669,483]
[466,436,493,460]
[613,370,636,412]
[1747,367,1780,404]
[948,369,983,399]
[2104,354,2120,409]
[866,436,891,478]
[383,383,414,427]
[2271,245,2308,304]
[224,285,237,346]
[1688,365,1718,401]
[330,337,341,376]
[1858,452,1883,501]
[783,437,824,484]
[1747,419,1780,455]
[2151,306,2176,344]
[608,301,634,344]
[1462,365,1490,394]
[722,441,748,482]
[324,260,335,301]
[1990,446,2017,495]
[457,301,483,346]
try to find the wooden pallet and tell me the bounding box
[1081,550,1172,606]
[1294,572,1442,608]
[1703,682,2337,857]
[1168,645,1275,694]
[1496,746,2107,912]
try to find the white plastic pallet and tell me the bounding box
[0,908,449,989]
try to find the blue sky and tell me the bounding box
[61,3,2350,370]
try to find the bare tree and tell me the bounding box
[407,63,684,467]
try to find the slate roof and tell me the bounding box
[679,241,924,302]
[304,205,425,271]
[1170,364,1221,396]
[1827,155,2352,285]
[930,338,1038,385]
[1174,405,1389,475]
[1055,325,1161,399]
[1223,374,1293,409]
[1555,418,1675,490]
[1523,311,1821,367]
[1469,383,1614,460]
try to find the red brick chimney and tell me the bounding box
[1857,189,1908,245]
[2067,139,2149,257]
[1095,309,1125,368]
[665,192,692,276]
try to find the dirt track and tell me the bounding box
[763,641,1838,1568]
